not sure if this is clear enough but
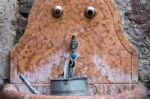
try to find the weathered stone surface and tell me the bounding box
[16,16,27,43]
[114,0,150,96]
[17,2,150,89]
[16,0,34,43]
[11,84,138,96]
[0,0,18,85]
[10,0,138,90]
[2,84,147,99]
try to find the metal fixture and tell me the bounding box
[50,77,89,96]
[70,35,78,53]
[85,6,96,18]
[19,74,39,94]
[64,35,78,78]
[50,34,89,96]
[64,59,75,78]
[52,6,63,18]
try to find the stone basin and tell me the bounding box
[1,0,148,98]
[2,84,147,99]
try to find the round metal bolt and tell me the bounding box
[52,6,63,18]
[85,6,96,18]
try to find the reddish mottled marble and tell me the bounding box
[10,0,137,84]
[2,84,147,99]
[6,0,143,97]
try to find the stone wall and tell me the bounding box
[114,0,150,96]
[0,0,18,85]
[16,0,33,43]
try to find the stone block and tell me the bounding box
[0,0,18,85]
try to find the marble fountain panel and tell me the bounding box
[4,0,143,97]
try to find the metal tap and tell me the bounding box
[63,34,78,78]
[70,35,78,53]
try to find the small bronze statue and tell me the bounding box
[64,34,78,78]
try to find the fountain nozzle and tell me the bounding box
[63,35,78,78]
[70,35,78,53]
